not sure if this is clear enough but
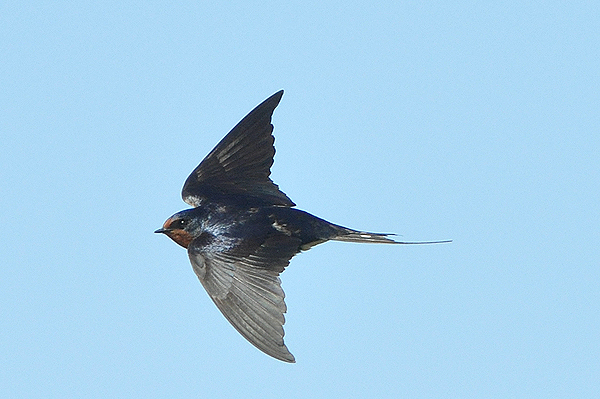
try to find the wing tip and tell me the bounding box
[278,351,296,363]
[263,89,284,110]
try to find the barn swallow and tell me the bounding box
[155,90,450,363]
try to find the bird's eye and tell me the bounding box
[171,219,188,229]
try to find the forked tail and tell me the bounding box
[333,228,452,245]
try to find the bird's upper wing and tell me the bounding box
[188,233,301,363]
[182,90,295,208]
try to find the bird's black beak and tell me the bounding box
[154,228,168,234]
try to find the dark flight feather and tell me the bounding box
[182,90,295,208]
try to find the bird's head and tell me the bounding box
[155,209,202,248]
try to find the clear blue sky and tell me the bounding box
[2,1,598,397]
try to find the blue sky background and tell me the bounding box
[1,1,598,397]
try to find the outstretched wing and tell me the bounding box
[182,90,295,208]
[188,233,301,363]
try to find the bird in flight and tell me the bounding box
[155,90,450,362]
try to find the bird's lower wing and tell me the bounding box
[188,235,301,362]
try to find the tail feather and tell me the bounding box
[333,228,452,245]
